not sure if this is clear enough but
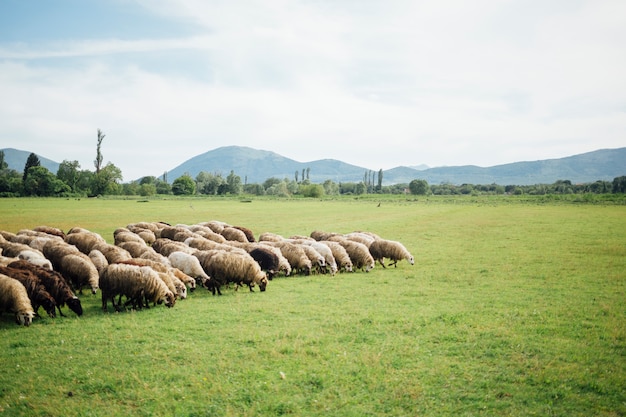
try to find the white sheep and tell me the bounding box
[59,253,100,294]
[368,239,414,268]
[0,274,36,326]
[168,251,211,288]
[320,241,353,272]
[18,249,53,270]
[88,249,109,274]
[302,241,338,275]
[64,231,105,254]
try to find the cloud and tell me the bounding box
[0,0,624,181]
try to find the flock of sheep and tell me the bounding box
[0,221,414,326]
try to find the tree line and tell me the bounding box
[1,130,625,198]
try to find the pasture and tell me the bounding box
[0,196,624,416]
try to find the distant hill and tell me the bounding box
[165,146,367,184]
[165,146,626,185]
[3,145,624,186]
[0,148,60,174]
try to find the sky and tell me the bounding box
[1,0,625,181]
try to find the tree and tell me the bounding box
[57,160,81,193]
[612,176,626,193]
[295,170,299,183]
[409,179,429,195]
[90,163,123,196]
[300,183,324,198]
[23,166,70,196]
[172,175,196,195]
[0,151,7,170]
[23,153,41,182]
[377,169,383,192]
[94,129,105,174]
[226,170,242,194]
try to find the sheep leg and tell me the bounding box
[378,258,387,268]
[57,306,66,317]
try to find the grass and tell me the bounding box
[0,196,624,416]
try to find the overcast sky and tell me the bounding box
[1,0,624,181]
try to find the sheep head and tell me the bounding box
[67,296,83,316]
[16,311,35,326]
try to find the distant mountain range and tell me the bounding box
[2,146,625,186]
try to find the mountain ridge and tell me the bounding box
[2,146,624,186]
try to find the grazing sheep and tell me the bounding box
[117,241,151,258]
[368,239,414,268]
[119,258,196,293]
[188,225,227,243]
[168,251,211,288]
[297,243,326,273]
[139,250,171,265]
[248,246,280,279]
[303,241,338,275]
[8,260,82,317]
[64,231,105,254]
[231,225,256,242]
[100,263,175,312]
[344,232,376,247]
[32,225,67,239]
[59,253,100,294]
[268,241,312,275]
[159,226,194,242]
[258,243,291,277]
[152,238,195,257]
[220,226,249,243]
[338,239,375,272]
[200,220,228,234]
[195,250,268,295]
[0,274,36,326]
[320,241,353,273]
[258,232,284,242]
[88,249,109,274]
[0,239,33,258]
[92,242,132,264]
[42,240,80,268]
[114,230,146,246]
[0,265,57,318]
[310,230,341,241]
[28,236,60,252]
[18,249,53,270]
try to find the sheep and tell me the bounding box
[258,232,285,242]
[231,225,256,242]
[114,230,146,246]
[64,231,105,254]
[220,226,249,243]
[32,225,67,240]
[320,241,353,272]
[302,241,338,275]
[0,240,33,258]
[268,241,312,275]
[88,249,109,275]
[92,242,132,264]
[0,274,36,326]
[310,230,341,241]
[100,263,175,312]
[58,253,100,294]
[258,243,291,277]
[168,251,211,288]
[195,250,268,295]
[8,260,79,315]
[200,220,228,234]
[138,250,171,265]
[117,241,151,258]
[188,225,227,243]
[248,246,280,279]
[18,249,53,270]
[368,239,414,268]
[42,240,80,268]
[119,258,196,293]
[337,239,375,272]
[159,226,194,242]
[28,236,59,252]
[0,265,57,318]
[344,232,376,247]
[152,238,195,257]
[297,243,326,273]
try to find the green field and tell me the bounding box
[0,196,624,416]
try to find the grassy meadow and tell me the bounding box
[0,196,624,416]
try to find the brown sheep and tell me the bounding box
[368,239,414,268]
[0,265,57,318]
[195,250,268,295]
[8,260,83,317]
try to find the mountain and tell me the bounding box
[3,145,624,186]
[0,148,61,174]
[388,147,626,185]
[166,146,625,185]
[165,146,367,184]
